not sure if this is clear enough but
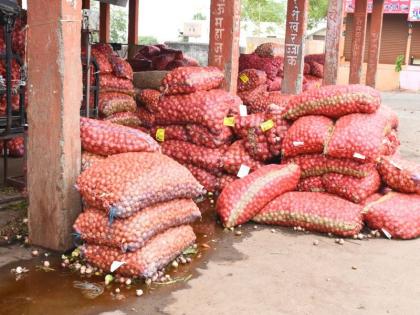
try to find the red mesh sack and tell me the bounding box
[161,140,226,173]
[109,55,134,80]
[282,115,334,157]
[237,69,267,92]
[254,42,283,58]
[310,61,324,78]
[98,92,136,117]
[267,77,282,91]
[77,152,204,218]
[253,192,363,237]
[150,125,189,142]
[104,112,142,127]
[136,107,156,128]
[185,164,220,193]
[161,66,224,95]
[7,136,24,157]
[136,45,161,58]
[81,152,106,172]
[238,84,268,107]
[305,54,325,65]
[219,174,236,192]
[283,154,372,178]
[297,176,325,192]
[152,54,178,71]
[92,43,114,56]
[74,199,200,252]
[185,124,233,148]
[302,75,322,91]
[222,140,264,174]
[216,164,300,227]
[150,89,238,135]
[325,110,394,162]
[234,113,266,138]
[99,75,134,91]
[283,84,381,120]
[304,63,311,75]
[363,193,420,239]
[239,53,282,80]
[80,117,160,156]
[264,104,291,156]
[91,49,113,74]
[381,130,400,156]
[136,89,161,109]
[82,225,196,278]
[322,167,381,203]
[377,156,420,194]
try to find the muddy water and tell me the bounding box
[0,198,242,315]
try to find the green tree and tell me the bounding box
[193,12,206,21]
[241,0,285,24]
[308,0,329,28]
[110,6,128,43]
[139,36,158,45]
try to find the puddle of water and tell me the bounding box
[0,199,231,315]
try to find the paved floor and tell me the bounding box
[0,92,419,315]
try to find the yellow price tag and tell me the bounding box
[239,74,249,83]
[156,128,165,142]
[260,119,274,132]
[224,117,235,127]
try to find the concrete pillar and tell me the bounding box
[27,0,82,251]
[323,0,344,86]
[282,0,309,95]
[366,0,385,87]
[128,0,140,60]
[208,0,241,93]
[349,0,368,84]
[99,3,110,43]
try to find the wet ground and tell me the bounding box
[0,92,419,315]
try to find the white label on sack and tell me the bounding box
[390,160,402,170]
[293,141,304,147]
[237,164,251,178]
[381,228,392,240]
[110,261,126,272]
[239,104,248,117]
[353,152,366,160]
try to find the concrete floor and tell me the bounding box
[0,92,419,315]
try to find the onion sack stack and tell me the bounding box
[74,117,205,278]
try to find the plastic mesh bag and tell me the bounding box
[161,140,226,173]
[74,199,200,252]
[98,92,137,117]
[283,154,372,179]
[239,53,283,80]
[185,164,220,193]
[150,89,239,135]
[216,164,300,227]
[77,152,204,218]
[253,192,363,237]
[283,84,381,120]
[81,151,106,172]
[222,140,264,174]
[104,112,142,128]
[161,66,224,95]
[150,125,189,142]
[363,193,420,239]
[99,75,134,92]
[80,117,160,156]
[297,176,325,192]
[109,55,133,80]
[325,110,394,162]
[237,69,267,92]
[322,166,381,203]
[377,156,420,194]
[282,115,334,157]
[186,124,233,148]
[254,42,283,58]
[82,225,196,278]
